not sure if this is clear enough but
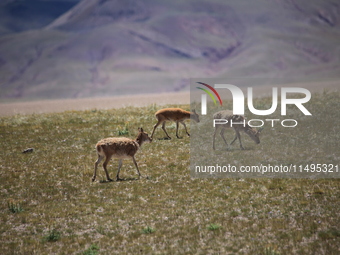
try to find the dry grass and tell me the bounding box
[0,93,339,254]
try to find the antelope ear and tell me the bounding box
[138,127,143,132]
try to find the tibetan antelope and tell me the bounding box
[150,108,200,140]
[213,110,263,150]
[92,127,151,182]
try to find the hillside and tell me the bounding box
[0,0,339,100]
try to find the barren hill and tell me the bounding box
[0,0,339,100]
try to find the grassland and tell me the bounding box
[0,92,339,254]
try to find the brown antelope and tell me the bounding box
[150,108,200,139]
[213,110,263,150]
[92,127,151,182]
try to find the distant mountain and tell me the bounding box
[0,0,339,100]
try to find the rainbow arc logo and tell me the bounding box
[196,82,223,106]
[196,82,222,114]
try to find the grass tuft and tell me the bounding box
[264,247,281,255]
[141,226,155,234]
[82,244,99,255]
[318,228,340,240]
[207,223,221,231]
[117,125,129,136]
[7,200,24,213]
[42,229,61,242]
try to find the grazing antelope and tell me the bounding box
[150,108,200,140]
[213,110,263,150]
[92,127,151,182]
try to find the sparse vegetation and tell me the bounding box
[264,247,281,255]
[142,226,155,234]
[42,228,61,243]
[207,223,221,231]
[7,201,24,214]
[117,124,129,136]
[0,93,339,254]
[82,244,99,255]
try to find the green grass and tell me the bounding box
[42,228,61,243]
[82,244,99,255]
[7,200,24,214]
[0,94,339,254]
[141,226,156,234]
[207,223,221,231]
[117,124,129,136]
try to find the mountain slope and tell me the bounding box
[0,0,339,100]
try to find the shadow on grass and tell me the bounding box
[99,177,140,183]
[213,147,254,152]
[156,136,190,140]
[156,137,172,140]
[117,177,141,182]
